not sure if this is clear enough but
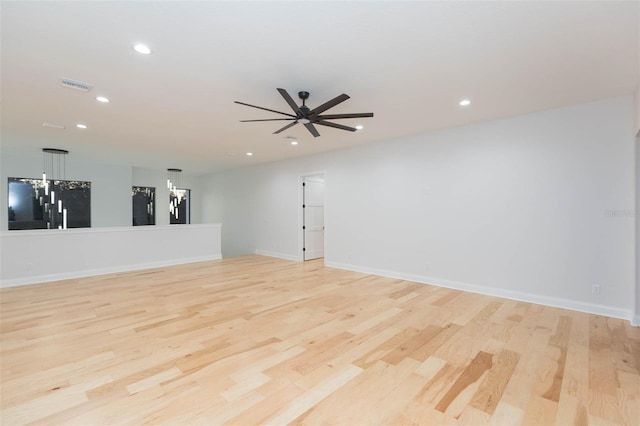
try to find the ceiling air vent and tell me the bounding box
[42,122,66,129]
[60,78,93,92]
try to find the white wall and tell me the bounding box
[0,155,216,288]
[1,151,131,230]
[201,168,259,256]
[132,166,201,225]
[200,96,637,322]
[201,155,328,259]
[0,153,203,229]
[1,224,222,287]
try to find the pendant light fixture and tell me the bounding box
[42,148,69,229]
[167,168,184,219]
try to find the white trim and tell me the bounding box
[0,223,220,238]
[1,255,222,288]
[635,135,640,328]
[326,260,635,325]
[256,250,301,262]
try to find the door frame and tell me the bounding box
[299,171,326,261]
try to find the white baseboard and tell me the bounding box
[0,255,222,288]
[255,250,302,262]
[325,260,636,325]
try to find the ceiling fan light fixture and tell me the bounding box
[297,118,310,124]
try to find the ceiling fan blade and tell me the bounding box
[317,112,374,120]
[310,94,350,115]
[273,121,298,134]
[315,120,357,132]
[304,123,320,137]
[277,88,302,114]
[240,118,296,122]
[234,101,296,118]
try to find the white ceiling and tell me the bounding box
[2,1,638,174]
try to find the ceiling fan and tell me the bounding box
[235,88,373,137]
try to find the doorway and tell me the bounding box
[302,174,325,261]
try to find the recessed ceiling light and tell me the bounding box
[133,43,151,55]
[76,124,87,129]
[459,99,471,106]
[96,96,109,103]
[246,152,253,156]
[355,125,364,130]
[291,141,298,145]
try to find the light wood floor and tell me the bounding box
[1,255,638,425]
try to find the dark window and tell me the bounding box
[169,189,190,225]
[132,186,155,226]
[8,177,91,230]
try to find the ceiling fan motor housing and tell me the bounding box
[298,91,310,101]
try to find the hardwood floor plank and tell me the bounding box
[487,401,525,426]
[263,363,362,425]
[409,323,463,363]
[224,379,304,425]
[470,349,520,415]
[435,351,493,413]
[382,325,443,365]
[291,358,420,425]
[353,327,420,369]
[541,315,572,402]
[0,255,637,425]
[522,395,558,425]
[554,394,589,426]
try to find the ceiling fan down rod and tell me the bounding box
[298,91,310,107]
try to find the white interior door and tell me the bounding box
[303,176,324,260]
